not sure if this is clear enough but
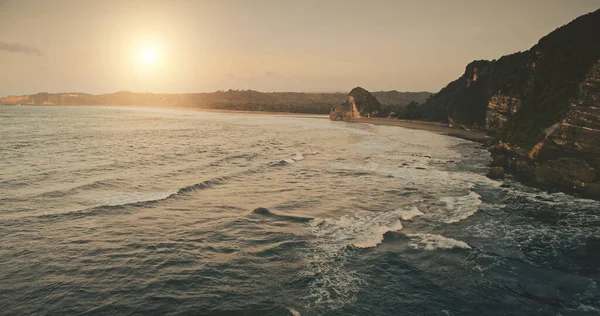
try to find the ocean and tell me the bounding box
[1,105,599,316]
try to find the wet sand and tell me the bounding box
[347,118,494,143]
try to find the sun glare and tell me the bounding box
[139,45,159,66]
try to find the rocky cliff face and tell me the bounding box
[528,59,600,197]
[329,87,382,120]
[419,9,600,199]
[485,94,521,131]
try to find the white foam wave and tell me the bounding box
[576,304,600,313]
[306,210,404,249]
[291,153,305,161]
[503,181,600,208]
[273,153,309,165]
[434,191,482,223]
[398,206,424,220]
[302,209,405,310]
[407,233,471,251]
[330,144,492,225]
[303,151,319,156]
[96,190,177,206]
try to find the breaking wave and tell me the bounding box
[301,208,407,310]
[250,207,313,223]
[270,152,310,166]
[436,191,483,223]
[406,233,472,251]
[96,190,178,206]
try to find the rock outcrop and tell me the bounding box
[485,94,521,131]
[526,59,600,197]
[329,87,383,120]
[487,59,600,198]
[487,166,505,179]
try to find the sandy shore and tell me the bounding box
[347,118,494,143]
[179,108,493,143]
[187,109,494,143]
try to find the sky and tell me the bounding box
[1,0,599,96]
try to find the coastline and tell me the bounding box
[347,117,494,144]
[190,109,495,145]
[0,103,330,119]
[171,107,329,119]
[6,104,596,199]
[1,104,490,143]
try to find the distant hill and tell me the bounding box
[0,90,346,114]
[0,89,430,115]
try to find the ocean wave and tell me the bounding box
[291,153,304,161]
[303,151,319,156]
[306,209,405,249]
[575,304,600,313]
[301,209,406,310]
[18,160,304,223]
[398,206,424,220]
[35,179,121,198]
[502,181,600,209]
[250,207,313,223]
[431,191,482,224]
[406,233,472,251]
[176,177,227,194]
[270,152,309,166]
[207,152,258,167]
[96,190,178,207]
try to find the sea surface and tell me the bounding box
[1,105,599,316]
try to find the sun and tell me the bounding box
[139,45,159,66]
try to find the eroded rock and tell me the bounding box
[330,87,382,120]
[487,166,505,179]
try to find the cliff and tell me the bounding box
[528,59,600,197]
[419,9,600,198]
[329,87,384,120]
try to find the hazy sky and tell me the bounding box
[1,0,598,95]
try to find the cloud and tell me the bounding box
[0,41,43,56]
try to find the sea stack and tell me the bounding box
[329,87,382,120]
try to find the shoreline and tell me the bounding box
[348,117,494,144]
[184,109,494,145]
[171,107,329,119]
[0,104,329,119]
[7,104,595,199]
[2,104,492,143]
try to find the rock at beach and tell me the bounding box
[487,166,505,179]
[329,87,382,120]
